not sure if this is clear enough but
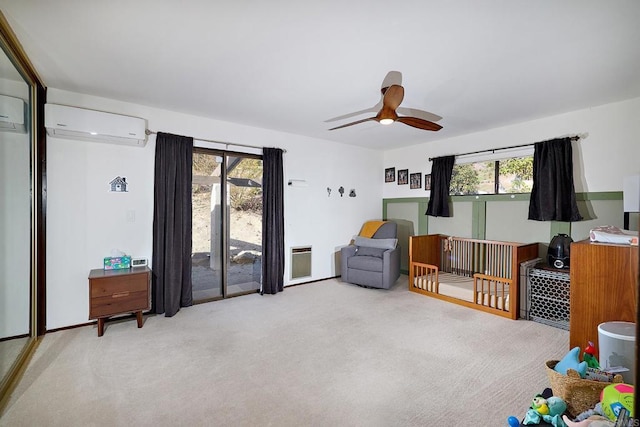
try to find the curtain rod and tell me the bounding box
[428,135,581,162]
[145,129,286,153]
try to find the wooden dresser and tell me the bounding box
[569,240,638,354]
[88,266,151,336]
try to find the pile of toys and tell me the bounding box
[507,344,634,427]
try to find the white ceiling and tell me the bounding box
[2,1,640,150]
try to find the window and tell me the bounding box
[449,155,534,195]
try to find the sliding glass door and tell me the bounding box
[192,151,223,300]
[226,155,263,294]
[191,149,262,302]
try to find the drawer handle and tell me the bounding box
[112,291,130,298]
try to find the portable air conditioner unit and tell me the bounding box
[0,94,26,133]
[44,103,147,147]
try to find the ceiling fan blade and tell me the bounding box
[396,107,442,123]
[380,71,403,93]
[382,85,404,110]
[328,117,377,130]
[396,116,443,131]
[324,106,379,123]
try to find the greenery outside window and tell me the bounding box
[450,154,534,195]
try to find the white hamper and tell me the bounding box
[598,321,636,385]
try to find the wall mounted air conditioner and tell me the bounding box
[0,94,26,133]
[44,104,147,147]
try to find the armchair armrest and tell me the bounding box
[340,245,357,279]
[382,246,401,289]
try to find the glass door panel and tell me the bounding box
[226,155,263,295]
[192,151,223,301]
[192,151,262,302]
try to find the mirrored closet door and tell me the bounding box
[0,36,31,385]
[0,12,45,411]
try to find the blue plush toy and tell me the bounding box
[523,395,568,427]
[554,347,588,378]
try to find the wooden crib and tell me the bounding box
[409,234,538,319]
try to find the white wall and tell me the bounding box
[383,97,640,198]
[46,89,383,330]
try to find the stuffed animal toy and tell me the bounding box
[583,341,600,369]
[523,395,568,427]
[561,415,613,427]
[532,395,549,415]
[554,347,588,378]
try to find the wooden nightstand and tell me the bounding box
[88,266,151,337]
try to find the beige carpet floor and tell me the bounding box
[1,276,568,426]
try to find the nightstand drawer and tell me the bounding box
[90,274,148,298]
[90,290,149,319]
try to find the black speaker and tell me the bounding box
[547,234,573,269]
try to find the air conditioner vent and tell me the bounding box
[0,95,26,133]
[44,103,148,147]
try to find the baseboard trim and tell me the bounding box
[286,276,340,288]
[0,333,29,343]
[46,312,151,334]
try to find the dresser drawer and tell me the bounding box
[90,290,149,319]
[90,273,148,297]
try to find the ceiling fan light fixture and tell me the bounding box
[327,79,442,132]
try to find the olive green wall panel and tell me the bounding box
[385,202,419,271]
[571,199,624,241]
[629,213,640,231]
[428,202,473,238]
[485,200,550,243]
[386,202,419,235]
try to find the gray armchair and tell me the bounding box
[340,221,401,289]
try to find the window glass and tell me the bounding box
[449,155,533,195]
[498,156,534,193]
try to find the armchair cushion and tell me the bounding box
[353,236,397,250]
[348,255,383,272]
[356,246,386,258]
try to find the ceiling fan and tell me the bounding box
[328,84,442,131]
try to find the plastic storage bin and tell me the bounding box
[598,321,636,385]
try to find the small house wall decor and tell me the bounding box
[109,176,128,192]
[424,174,432,191]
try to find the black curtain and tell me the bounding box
[426,155,455,217]
[152,132,194,316]
[528,137,582,222]
[262,148,285,295]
